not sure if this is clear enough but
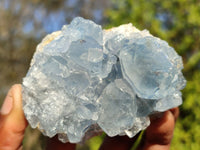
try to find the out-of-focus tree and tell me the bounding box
[2,0,199,149]
[0,0,109,149]
[106,0,200,149]
[0,0,110,100]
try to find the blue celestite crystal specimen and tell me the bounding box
[22,17,186,143]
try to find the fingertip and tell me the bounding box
[170,107,179,121]
[11,84,22,110]
[8,84,28,130]
[140,110,175,150]
[0,84,28,150]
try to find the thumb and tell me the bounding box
[0,84,28,150]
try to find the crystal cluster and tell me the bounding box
[22,17,186,143]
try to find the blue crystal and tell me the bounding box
[22,17,186,143]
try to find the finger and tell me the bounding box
[138,110,175,150]
[46,135,76,150]
[0,84,28,150]
[169,107,179,121]
[99,133,140,150]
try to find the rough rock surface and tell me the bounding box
[22,17,186,143]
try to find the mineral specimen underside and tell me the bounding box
[22,17,186,143]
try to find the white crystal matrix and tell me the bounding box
[22,17,186,143]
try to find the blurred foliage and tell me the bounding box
[0,0,109,104]
[106,0,200,149]
[0,0,200,149]
[0,0,109,149]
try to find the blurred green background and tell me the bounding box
[0,0,199,149]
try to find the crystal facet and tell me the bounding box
[22,17,186,143]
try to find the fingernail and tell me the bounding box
[18,145,23,150]
[1,93,13,115]
[150,112,165,121]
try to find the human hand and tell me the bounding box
[0,84,28,150]
[0,84,178,150]
[98,107,179,150]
